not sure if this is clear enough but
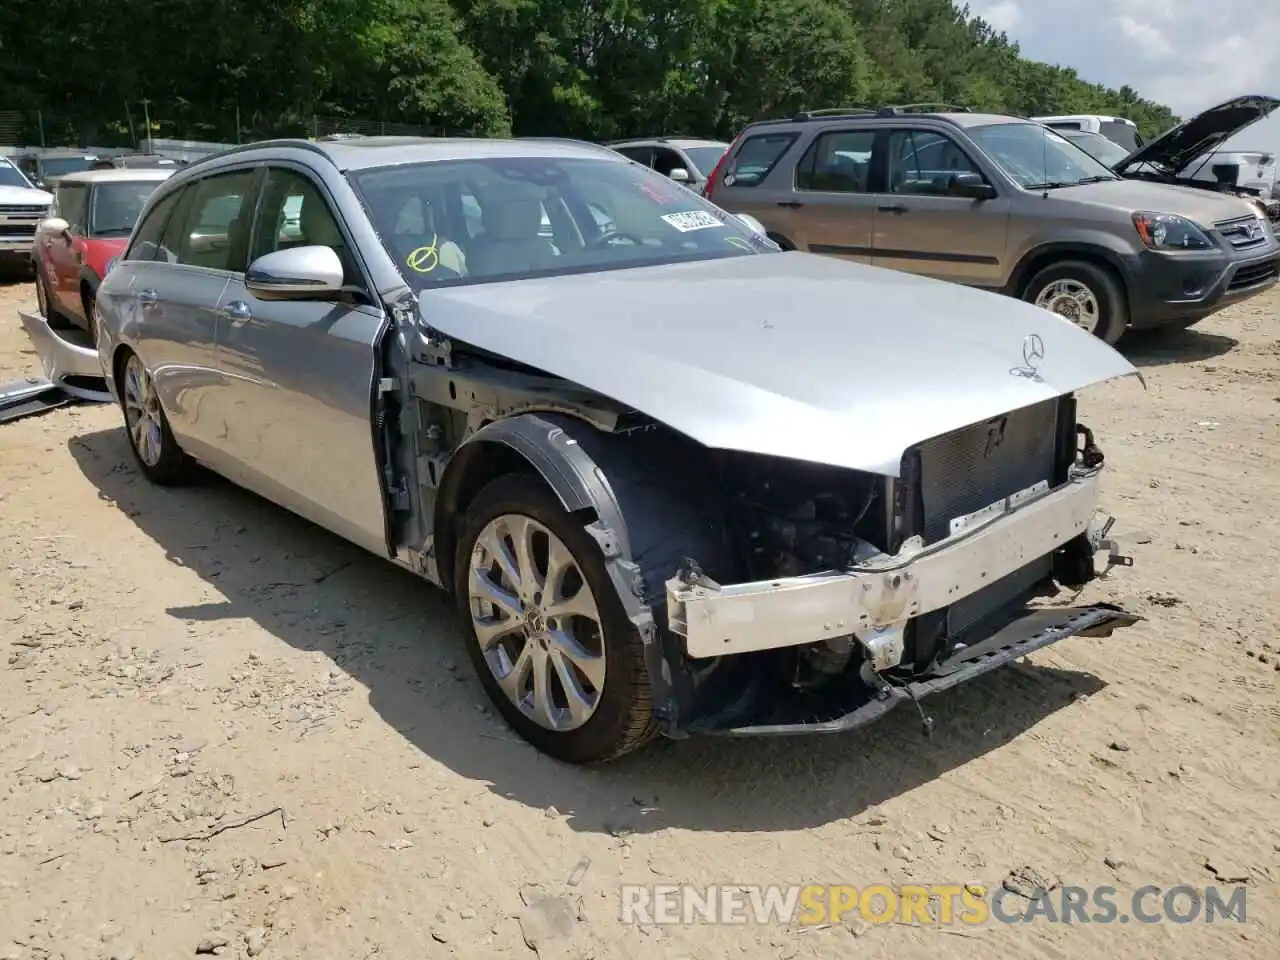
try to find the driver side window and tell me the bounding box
[54,184,88,233]
[887,130,983,196]
[251,167,360,287]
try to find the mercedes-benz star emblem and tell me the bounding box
[1010,333,1046,381]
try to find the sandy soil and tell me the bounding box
[0,277,1278,960]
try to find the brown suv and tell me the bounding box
[707,104,1280,342]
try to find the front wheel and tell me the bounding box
[1024,260,1126,344]
[454,473,656,764]
[118,351,196,485]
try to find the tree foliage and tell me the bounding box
[0,0,1179,146]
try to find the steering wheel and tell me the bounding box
[585,229,647,250]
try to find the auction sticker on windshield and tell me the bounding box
[662,211,723,232]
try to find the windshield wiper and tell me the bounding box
[1024,181,1074,190]
[1074,175,1120,184]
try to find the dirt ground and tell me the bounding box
[0,276,1278,960]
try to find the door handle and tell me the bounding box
[220,300,253,324]
[137,288,158,308]
[878,204,908,214]
[777,200,804,209]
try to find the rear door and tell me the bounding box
[788,128,879,262]
[213,164,391,557]
[140,167,260,457]
[869,127,1010,288]
[710,129,804,244]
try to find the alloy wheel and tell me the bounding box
[466,513,607,732]
[122,355,164,467]
[1034,278,1101,334]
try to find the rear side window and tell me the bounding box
[724,132,797,187]
[616,146,653,166]
[125,187,184,261]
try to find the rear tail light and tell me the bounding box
[705,133,744,202]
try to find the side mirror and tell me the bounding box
[948,172,997,200]
[668,167,691,184]
[245,245,344,300]
[735,213,769,236]
[40,216,71,241]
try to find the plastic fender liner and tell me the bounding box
[448,413,694,732]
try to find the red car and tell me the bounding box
[33,168,174,340]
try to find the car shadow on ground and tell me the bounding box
[68,426,1107,836]
[1119,327,1237,368]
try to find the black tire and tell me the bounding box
[1022,260,1127,345]
[81,287,98,344]
[116,349,197,486]
[453,473,656,764]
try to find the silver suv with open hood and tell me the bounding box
[81,135,1142,763]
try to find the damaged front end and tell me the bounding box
[660,395,1139,737]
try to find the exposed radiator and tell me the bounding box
[914,399,1060,636]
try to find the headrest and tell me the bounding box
[300,193,343,247]
[477,180,545,242]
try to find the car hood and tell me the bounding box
[1116,95,1280,176]
[1055,177,1260,223]
[419,254,1141,477]
[0,184,52,206]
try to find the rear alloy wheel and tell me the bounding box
[1025,260,1126,344]
[120,351,195,485]
[454,474,656,763]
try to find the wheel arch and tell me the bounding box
[433,411,719,733]
[1008,242,1132,306]
[433,413,632,599]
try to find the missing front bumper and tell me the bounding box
[668,470,1108,659]
[694,603,1141,736]
[18,310,111,403]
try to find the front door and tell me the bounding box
[213,164,390,557]
[869,128,1010,288]
[48,181,89,316]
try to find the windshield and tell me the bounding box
[90,181,163,237]
[683,146,728,176]
[1060,130,1131,167]
[41,156,95,178]
[0,159,32,189]
[350,155,775,290]
[968,122,1120,189]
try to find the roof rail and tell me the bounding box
[176,138,334,174]
[790,106,877,122]
[602,134,706,145]
[878,102,973,116]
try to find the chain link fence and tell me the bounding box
[0,102,438,151]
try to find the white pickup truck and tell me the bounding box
[0,156,53,274]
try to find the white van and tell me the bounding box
[1032,114,1143,152]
